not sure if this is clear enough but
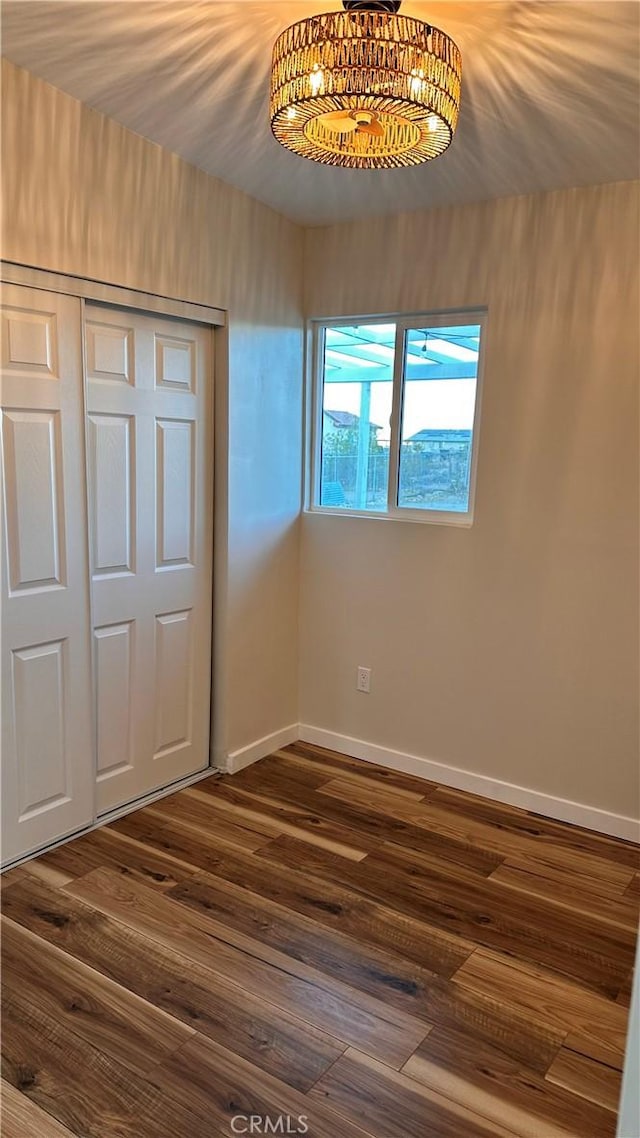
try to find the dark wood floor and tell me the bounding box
[1,742,639,1138]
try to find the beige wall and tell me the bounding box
[302,181,640,818]
[1,59,304,760]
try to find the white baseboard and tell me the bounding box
[298,724,640,843]
[227,723,299,775]
[5,722,634,870]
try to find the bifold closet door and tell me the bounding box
[84,303,213,814]
[1,284,94,864]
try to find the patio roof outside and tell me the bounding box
[324,324,481,383]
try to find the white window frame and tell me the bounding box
[306,309,487,526]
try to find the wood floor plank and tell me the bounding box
[1,917,195,1075]
[454,947,630,1070]
[107,807,176,843]
[432,786,640,871]
[167,868,564,1072]
[1,1081,77,1138]
[35,826,198,891]
[545,1047,622,1113]
[119,816,476,977]
[373,836,505,884]
[282,740,439,798]
[2,875,344,1092]
[520,810,640,871]
[403,1025,617,1138]
[185,782,376,860]
[279,769,636,895]
[388,798,637,891]
[309,1047,521,1138]
[318,775,432,816]
[488,860,640,930]
[256,835,636,997]
[140,788,279,849]
[102,812,266,876]
[501,853,638,904]
[411,982,564,1074]
[337,788,636,894]
[149,1030,375,1138]
[214,774,505,876]
[275,749,639,875]
[623,872,640,899]
[616,967,634,1007]
[0,865,30,893]
[563,1027,630,1074]
[23,862,76,889]
[129,792,276,855]
[183,784,292,836]
[1,987,154,1137]
[66,866,430,1070]
[167,870,441,1019]
[234,752,335,792]
[1,989,229,1138]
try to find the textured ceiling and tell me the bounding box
[2,0,639,225]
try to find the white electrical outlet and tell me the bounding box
[357,666,371,694]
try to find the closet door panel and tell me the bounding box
[1,284,94,864]
[3,408,65,592]
[94,621,135,780]
[156,417,194,567]
[85,304,212,814]
[12,639,68,813]
[87,413,135,576]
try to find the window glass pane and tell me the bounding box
[319,323,394,511]
[398,323,482,513]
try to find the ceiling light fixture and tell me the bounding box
[270,0,461,169]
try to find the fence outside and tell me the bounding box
[321,441,471,512]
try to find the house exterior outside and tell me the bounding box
[321,417,473,511]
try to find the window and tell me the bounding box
[309,312,485,523]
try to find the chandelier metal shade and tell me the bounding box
[269,0,462,169]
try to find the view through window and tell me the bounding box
[315,315,484,519]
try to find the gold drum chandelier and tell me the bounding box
[270,0,462,169]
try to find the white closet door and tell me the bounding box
[84,304,213,814]
[1,284,94,864]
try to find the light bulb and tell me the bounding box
[427,114,440,132]
[309,63,325,96]
[410,68,425,97]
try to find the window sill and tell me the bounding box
[304,506,474,528]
